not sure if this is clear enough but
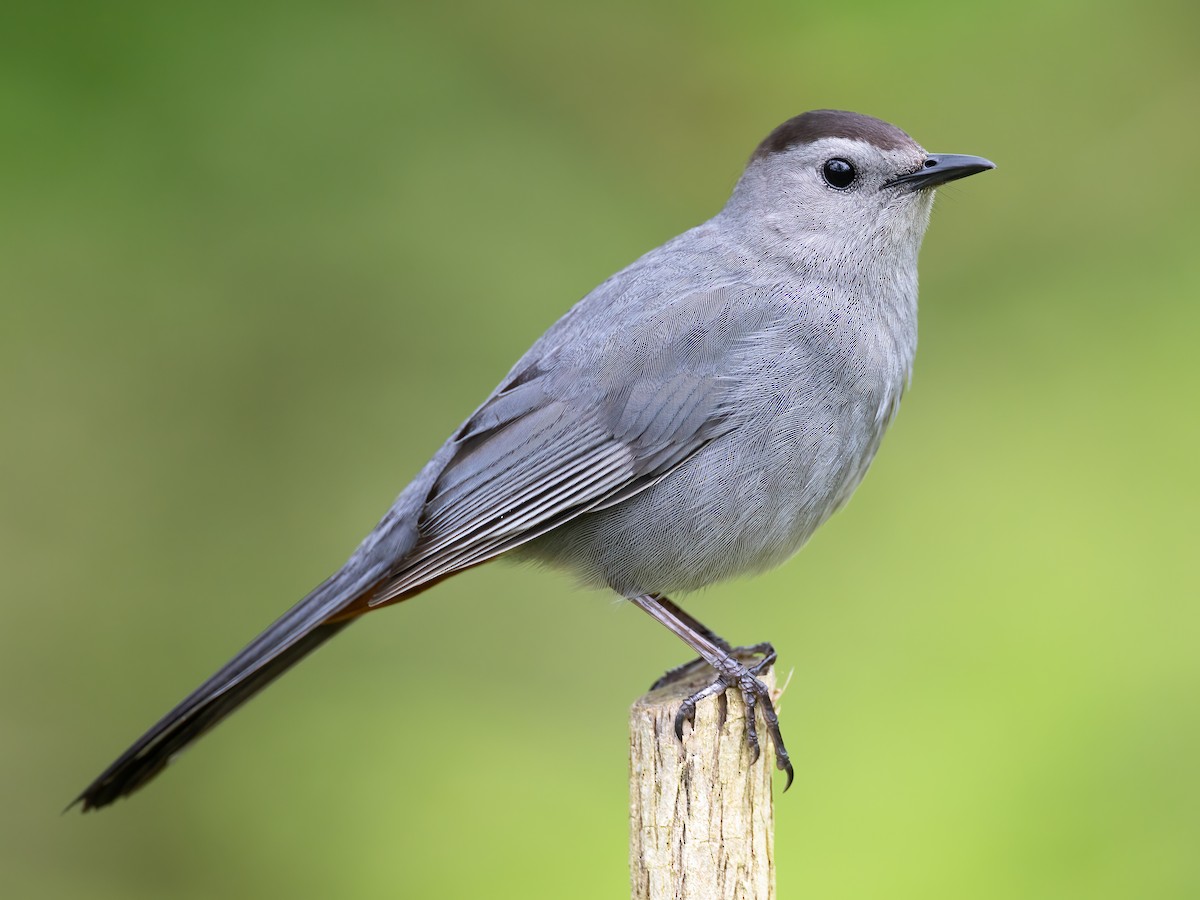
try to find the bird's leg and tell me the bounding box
[648,595,734,689]
[648,595,776,692]
[628,592,794,790]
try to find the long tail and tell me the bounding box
[73,562,390,811]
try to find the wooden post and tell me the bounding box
[629,666,779,900]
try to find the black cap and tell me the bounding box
[751,110,916,162]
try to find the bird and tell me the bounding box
[75,109,993,810]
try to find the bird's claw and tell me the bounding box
[674,699,697,742]
[668,644,794,790]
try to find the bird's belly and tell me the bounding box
[519,389,894,596]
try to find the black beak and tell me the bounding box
[884,153,995,191]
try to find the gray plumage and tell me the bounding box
[76,110,993,809]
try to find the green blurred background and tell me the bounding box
[3,1,1197,897]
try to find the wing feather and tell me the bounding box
[366,286,775,607]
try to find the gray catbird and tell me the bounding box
[75,109,993,810]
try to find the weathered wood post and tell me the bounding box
[629,666,780,900]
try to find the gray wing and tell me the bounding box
[368,285,775,605]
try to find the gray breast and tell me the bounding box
[519,284,910,597]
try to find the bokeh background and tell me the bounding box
[3,1,1197,898]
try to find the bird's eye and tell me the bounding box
[821,158,856,190]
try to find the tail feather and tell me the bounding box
[73,621,351,810]
[73,562,389,812]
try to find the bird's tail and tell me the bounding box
[73,562,389,811]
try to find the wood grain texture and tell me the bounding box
[629,666,780,900]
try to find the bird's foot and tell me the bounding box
[649,641,773,690]
[662,643,794,790]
